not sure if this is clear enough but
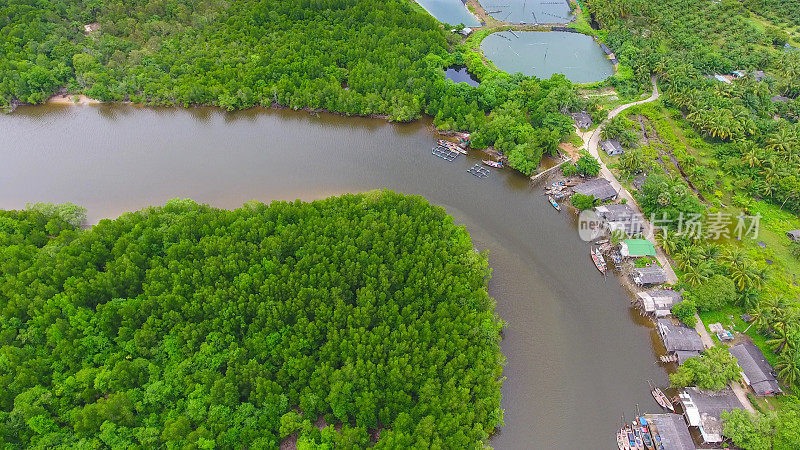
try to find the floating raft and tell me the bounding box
[431,146,459,161]
[467,164,490,178]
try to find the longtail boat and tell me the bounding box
[591,247,607,274]
[649,380,675,412]
[549,196,561,211]
[482,159,502,168]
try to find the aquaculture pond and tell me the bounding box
[2,104,667,449]
[481,31,615,84]
[480,0,572,23]
[445,65,480,86]
[415,0,481,27]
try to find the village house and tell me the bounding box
[600,139,625,156]
[645,414,695,450]
[636,288,683,317]
[573,178,617,202]
[595,204,645,236]
[571,111,593,129]
[620,239,656,258]
[729,341,782,396]
[679,387,742,444]
[632,266,667,286]
[657,318,704,363]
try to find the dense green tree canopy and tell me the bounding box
[0,193,504,448]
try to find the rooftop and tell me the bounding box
[657,318,704,353]
[571,111,593,129]
[600,139,625,156]
[574,178,617,201]
[680,387,742,443]
[633,266,667,285]
[729,341,782,396]
[637,289,683,316]
[622,239,656,257]
[787,229,800,240]
[646,414,695,450]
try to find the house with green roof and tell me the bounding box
[620,239,656,258]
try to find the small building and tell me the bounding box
[595,204,645,236]
[645,414,695,450]
[772,95,791,103]
[787,229,800,241]
[571,111,593,129]
[657,318,704,362]
[457,27,473,36]
[633,266,667,286]
[573,178,617,202]
[620,239,656,257]
[600,139,625,156]
[637,289,683,317]
[679,387,742,444]
[729,341,782,396]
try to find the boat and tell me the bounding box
[617,428,628,449]
[649,381,675,412]
[627,426,637,450]
[436,139,465,153]
[653,432,664,450]
[549,196,561,211]
[482,159,502,168]
[591,247,607,274]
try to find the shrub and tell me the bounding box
[576,151,601,176]
[672,299,697,327]
[689,275,736,311]
[571,193,597,210]
[670,347,741,390]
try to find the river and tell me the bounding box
[0,104,669,448]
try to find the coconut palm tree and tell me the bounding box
[777,347,800,388]
[721,247,747,268]
[683,264,709,287]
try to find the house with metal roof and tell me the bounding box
[620,239,656,257]
[632,266,667,286]
[600,139,625,156]
[637,289,683,317]
[573,178,618,202]
[729,341,782,396]
[679,387,742,444]
[645,414,695,450]
[595,204,645,236]
[571,111,593,129]
[787,229,800,241]
[657,319,705,364]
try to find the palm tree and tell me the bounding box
[655,231,681,256]
[729,260,756,291]
[776,347,800,388]
[683,264,709,287]
[721,247,747,268]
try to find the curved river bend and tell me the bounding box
[1,105,668,449]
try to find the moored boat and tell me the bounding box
[591,247,607,274]
[617,428,627,449]
[549,196,561,211]
[649,381,675,412]
[482,159,502,168]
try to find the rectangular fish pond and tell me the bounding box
[481,31,615,84]
[480,0,573,23]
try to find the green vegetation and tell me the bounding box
[0,0,602,174]
[722,401,800,450]
[0,193,504,448]
[671,299,698,328]
[575,151,601,176]
[670,347,741,390]
[587,0,800,402]
[571,192,598,210]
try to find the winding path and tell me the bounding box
[578,76,676,282]
[578,77,756,414]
